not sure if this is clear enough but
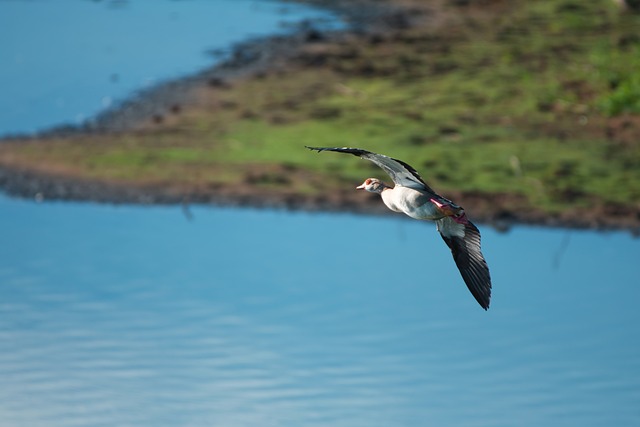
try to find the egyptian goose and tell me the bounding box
[307,146,492,310]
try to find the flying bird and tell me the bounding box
[306,146,492,310]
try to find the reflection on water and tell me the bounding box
[0,0,336,136]
[1,195,639,427]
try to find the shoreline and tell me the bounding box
[2,161,638,234]
[21,0,409,138]
[1,0,639,234]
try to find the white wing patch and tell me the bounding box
[436,216,466,238]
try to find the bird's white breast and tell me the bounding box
[381,186,442,221]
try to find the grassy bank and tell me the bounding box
[1,0,639,229]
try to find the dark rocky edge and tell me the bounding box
[2,163,638,235]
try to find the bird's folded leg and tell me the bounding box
[430,198,467,222]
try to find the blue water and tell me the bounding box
[0,0,336,136]
[1,194,639,426]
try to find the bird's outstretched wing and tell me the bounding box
[306,146,435,192]
[436,216,492,310]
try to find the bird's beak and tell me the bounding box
[356,183,365,190]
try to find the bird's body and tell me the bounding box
[306,146,492,310]
[382,186,435,219]
[379,185,462,221]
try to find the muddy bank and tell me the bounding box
[1,162,638,234]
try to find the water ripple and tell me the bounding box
[2,198,640,426]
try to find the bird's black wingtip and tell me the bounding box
[304,146,368,157]
[473,289,491,311]
[305,146,324,153]
[477,295,490,310]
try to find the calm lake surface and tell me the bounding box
[1,195,639,426]
[1,1,640,426]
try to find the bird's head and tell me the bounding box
[356,178,386,194]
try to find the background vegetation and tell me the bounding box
[1,0,639,226]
